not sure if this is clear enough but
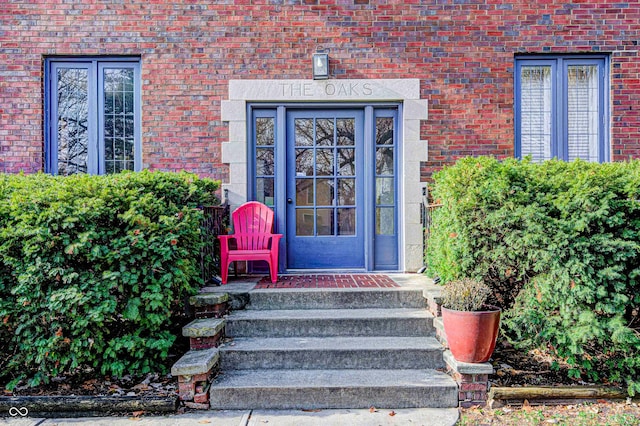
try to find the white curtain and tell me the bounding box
[567,65,599,162]
[520,66,552,162]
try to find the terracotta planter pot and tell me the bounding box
[441,305,501,363]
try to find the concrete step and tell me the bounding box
[224,308,435,338]
[246,288,427,310]
[209,368,458,409]
[219,336,446,370]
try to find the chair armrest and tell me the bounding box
[217,234,235,248]
[268,234,283,248]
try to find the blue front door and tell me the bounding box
[285,110,365,269]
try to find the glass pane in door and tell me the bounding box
[254,115,276,206]
[293,117,356,236]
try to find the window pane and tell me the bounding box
[338,208,356,235]
[316,209,334,236]
[256,177,274,207]
[337,148,355,176]
[295,149,313,176]
[316,118,334,146]
[256,148,274,175]
[316,179,334,206]
[520,65,552,162]
[376,117,393,145]
[296,209,314,236]
[296,179,313,207]
[316,148,334,176]
[295,118,313,146]
[376,177,394,205]
[56,68,89,175]
[567,65,599,162]
[337,178,355,206]
[256,117,274,146]
[376,207,395,235]
[336,118,355,146]
[103,68,135,172]
[376,147,394,175]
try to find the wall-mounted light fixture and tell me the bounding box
[312,52,329,80]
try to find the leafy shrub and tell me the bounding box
[0,171,219,390]
[441,278,492,311]
[426,157,640,395]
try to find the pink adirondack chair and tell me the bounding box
[218,201,283,285]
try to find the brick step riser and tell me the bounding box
[219,349,445,370]
[225,318,435,338]
[246,289,427,310]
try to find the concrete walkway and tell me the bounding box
[1,408,459,425]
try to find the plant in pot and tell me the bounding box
[441,278,501,363]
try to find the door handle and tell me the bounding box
[287,198,293,204]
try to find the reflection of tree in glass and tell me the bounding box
[295,118,314,146]
[337,118,355,146]
[57,69,89,175]
[293,116,357,229]
[338,148,355,176]
[338,179,355,205]
[376,117,393,145]
[316,149,334,175]
[256,118,274,146]
[316,118,334,146]
[375,117,394,176]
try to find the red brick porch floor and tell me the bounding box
[255,274,399,289]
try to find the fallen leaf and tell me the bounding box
[369,406,378,413]
[389,411,396,416]
[198,421,212,424]
[132,410,144,417]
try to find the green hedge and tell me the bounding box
[0,171,219,389]
[426,157,640,395]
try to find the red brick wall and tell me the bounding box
[1,1,639,179]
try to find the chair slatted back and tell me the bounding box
[231,201,275,250]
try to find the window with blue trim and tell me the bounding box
[45,58,141,175]
[515,55,609,163]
